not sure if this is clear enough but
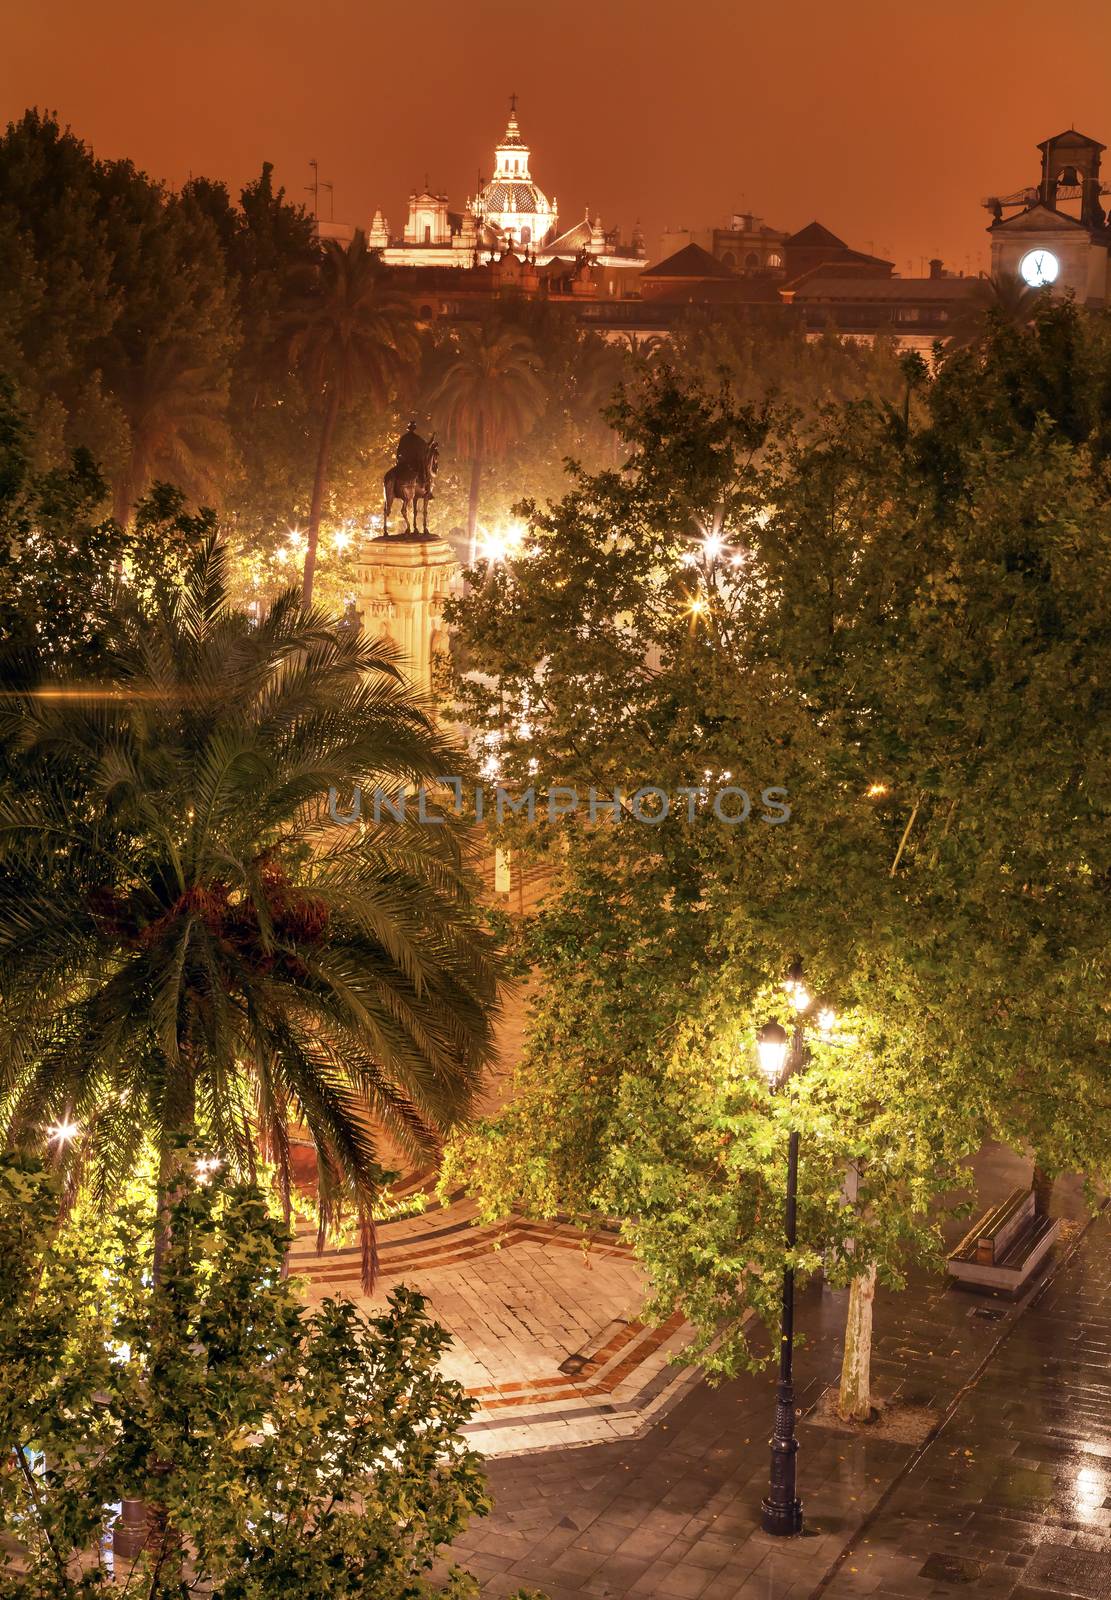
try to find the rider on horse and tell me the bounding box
[383,421,438,536]
[396,420,428,474]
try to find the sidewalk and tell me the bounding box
[821,1206,1111,1600]
[443,1149,1098,1598]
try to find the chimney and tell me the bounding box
[928,257,943,279]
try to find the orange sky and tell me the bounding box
[5,0,1111,277]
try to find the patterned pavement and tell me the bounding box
[294,1122,1108,1597]
[293,1182,704,1454]
[435,1150,1105,1599]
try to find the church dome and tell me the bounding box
[482,180,548,214]
[475,100,557,247]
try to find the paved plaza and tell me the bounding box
[451,1170,1108,1599]
[293,1185,703,1454]
[294,1137,1110,1597]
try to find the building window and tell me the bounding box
[767,252,783,268]
[424,225,431,244]
[895,307,921,322]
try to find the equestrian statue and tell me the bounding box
[383,421,438,536]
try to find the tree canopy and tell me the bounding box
[440,299,1111,1397]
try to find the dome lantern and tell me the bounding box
[477,95,557,251]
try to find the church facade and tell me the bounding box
[355,100,645,279]
[985,129,1111,306]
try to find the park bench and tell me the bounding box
[947,1187,1060,1296]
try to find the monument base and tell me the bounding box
[355,533,458,696]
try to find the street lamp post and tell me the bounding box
[755,966,851,1536]
[755,1017,804,1536]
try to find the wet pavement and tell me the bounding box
[445,1148,1108,1598]
[823,1206,1111,1600]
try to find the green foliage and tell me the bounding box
[0,110,236,523]
[441,300,1111,1376]
[664,314,910,418]
[0,1156,501,1598]
[428,321,548,543]
[0,384,210,682]
[0,533,502,1259]
[286,232,417,602]
[606,992,977,1374]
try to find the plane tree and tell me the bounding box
[441,303,1111,1417]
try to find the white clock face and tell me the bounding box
[1019,249,1059,287]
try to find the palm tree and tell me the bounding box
[0,537,500,1284]
[429,322,546,545]
[941,274,1044,355]
[112,341,234,525]
[288,232,416,605]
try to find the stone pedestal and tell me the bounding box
[354,533,459,697]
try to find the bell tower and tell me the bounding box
[1038,129,1106,227]
[987,128,1111,307]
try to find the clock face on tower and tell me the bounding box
[1019,249,1059,288]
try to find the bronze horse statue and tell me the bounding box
[383,436,438,536]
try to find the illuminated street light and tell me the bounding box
[47,1118,79,1145]
[755,962,855,1538]
[784,960,811,1013]
[756,1021,790,1087]
[478,521,526,566]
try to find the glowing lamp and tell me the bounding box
[783,958,811,1013]
[756,1021,790,1087]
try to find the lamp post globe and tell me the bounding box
[756,1020,789,1087]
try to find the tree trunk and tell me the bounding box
[152,1138,187,1288]
[466,457,483,548]
[302,385,342,608]
[126,1080,196,1571]
[1032,1163,1055,1218]
[837,1263,877,1422]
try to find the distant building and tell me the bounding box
[985,129,1111,305]
[658,213,787,275]
[626,224,977,350]
[329,114,1111,350]
[320,99,645,283]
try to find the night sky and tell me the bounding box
[5,0,1111,277]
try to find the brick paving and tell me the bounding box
[294,1187,703,1452]
[441,1148,1105,1599]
